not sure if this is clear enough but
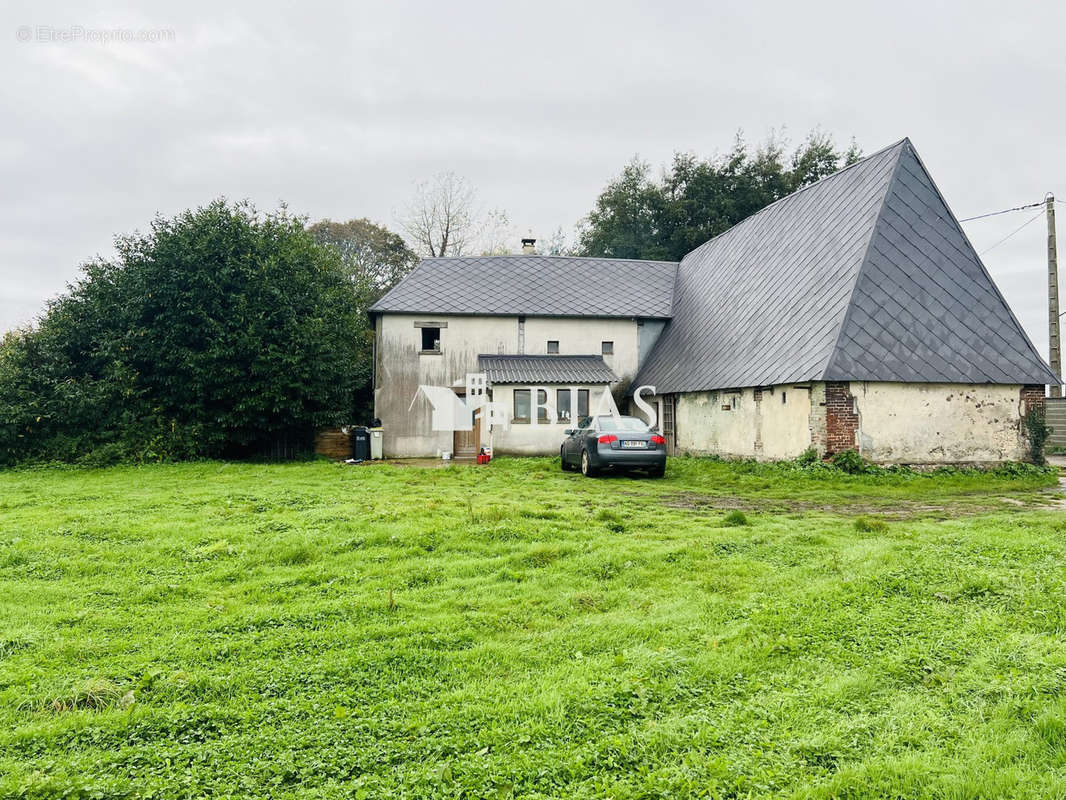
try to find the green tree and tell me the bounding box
[307,218,417,419]
[578,130,862,261]
[307,218,417,300]
[0,200,362,465]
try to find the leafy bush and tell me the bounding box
[831,449,872,475]
[0,201,362,465]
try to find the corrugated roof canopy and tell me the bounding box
[478,354,618,384]
[370,255,678,319]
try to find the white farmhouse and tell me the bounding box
[370,139,1058,464]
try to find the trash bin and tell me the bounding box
[369,426,383,460]
[351,426,370,461]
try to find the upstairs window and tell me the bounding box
[547,340,560,354]
[420,326,441,353]
[601,341,614,355]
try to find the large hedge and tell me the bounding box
[0,201,363,465]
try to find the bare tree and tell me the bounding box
[542,226,573,256]
[478,208,515,256]
[399,172,479,257]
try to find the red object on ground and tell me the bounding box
[476,453,491,464]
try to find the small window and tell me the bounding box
[557,389,589,422]
[547,340,559,354]
[513,389,530,424]
[601,341,614,355]
[557,389,571,421]
[420,326,440,352]
[514,389,547,424]
[781,391,787,404]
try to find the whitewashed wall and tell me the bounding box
[850,382,1027,463]
[522,317,643,382]
[489,383,614,455]
[662,381,1030,463]
[374,313,642,457]
[674,386,812,460]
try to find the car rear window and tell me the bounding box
[596,416,650,433]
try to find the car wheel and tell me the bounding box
[581,449,598,477]
[560,446,574,471]
[648,464,666,478]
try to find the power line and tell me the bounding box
[977,210,1045,256]
[960,201,1044,223]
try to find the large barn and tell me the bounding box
[369,139,1057,463]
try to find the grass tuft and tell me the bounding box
[722,510,750,527]
[854,516,889,533]
[31,678,128,714]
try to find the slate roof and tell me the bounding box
[478,354,618,384]
[632,138,1059,392]
[369,255,678,318]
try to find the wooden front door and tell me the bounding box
[452,405,481,459]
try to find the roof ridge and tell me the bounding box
[819,141,909,379]
[420,254,679,265]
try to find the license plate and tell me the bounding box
[621,440,646,449]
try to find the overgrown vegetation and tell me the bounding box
[306,217,419,421]
[0,457,1063,797]
[1025,408,1052,465]
[0,201,363,466]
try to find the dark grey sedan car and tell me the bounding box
[560,415,667,477]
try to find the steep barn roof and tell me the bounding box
[632,139,1059,391]
[369,255,678,319]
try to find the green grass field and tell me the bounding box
[1,457,1065,799]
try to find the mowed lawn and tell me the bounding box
[2,458,1066,799]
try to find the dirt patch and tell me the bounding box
[1045,475,1066,510]
[660,492,1042,519]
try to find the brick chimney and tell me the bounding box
[521,237,536,254]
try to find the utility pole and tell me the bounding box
[1049,195,1062,397]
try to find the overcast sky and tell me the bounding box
[2,1,1064,361]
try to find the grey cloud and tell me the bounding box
[1,0,1063,363]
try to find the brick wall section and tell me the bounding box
[824,381,859,454]
[1020,384,1046,417]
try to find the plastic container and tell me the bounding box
[369,426,383,459]
[351,427,370,461]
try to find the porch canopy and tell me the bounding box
[477,354,618,385]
